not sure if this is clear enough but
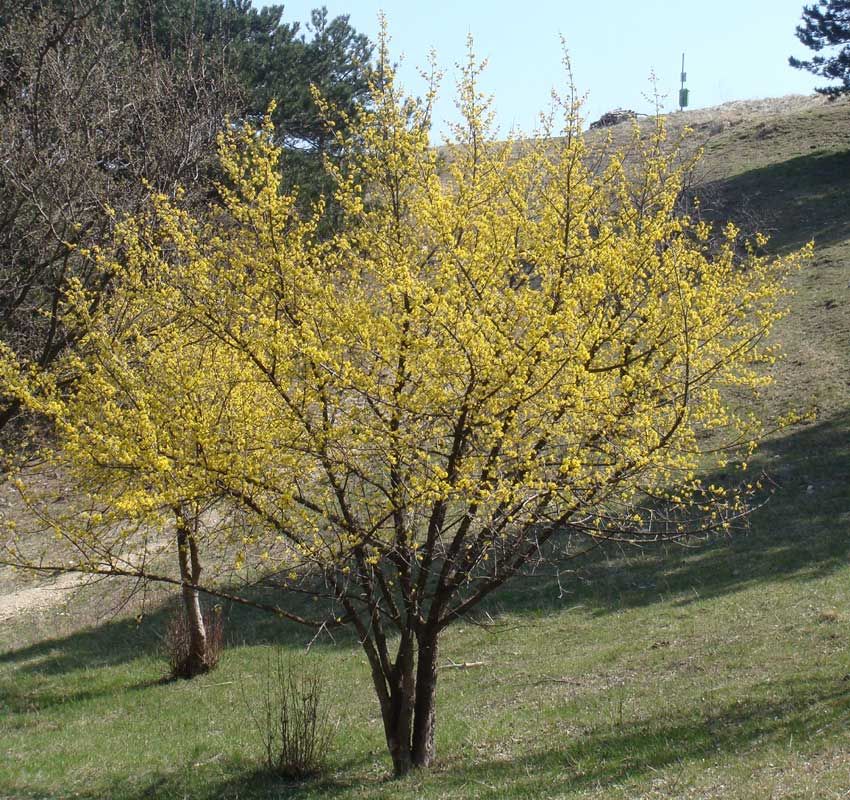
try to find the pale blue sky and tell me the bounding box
[263,1,824,135]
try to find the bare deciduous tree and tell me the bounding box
[0,0,237,433]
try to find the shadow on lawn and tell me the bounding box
[698,149,850,253]
[427,675,850,800]
[487,411,850,619]
[33,671,850,800]
[0,591,352,685]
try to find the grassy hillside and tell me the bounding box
[2,95,850,800]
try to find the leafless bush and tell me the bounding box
[245,652,337,779]
[0,2,238,435]
[163,603,225,679]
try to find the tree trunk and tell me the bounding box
[412,631,439,768]
[175,505,208,677]
[371,629,441,776]
[382,632,416,776]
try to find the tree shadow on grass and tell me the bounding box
[16,671,846,800]
[0,581,358,690]
[70,767,364,800]
[481,411,850,620]
[0,671,166,718]
[698,149,850,253]
[428,674,850,800]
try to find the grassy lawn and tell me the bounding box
[2,95,850,799]
[2,475,850,800]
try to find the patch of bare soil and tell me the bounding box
[0,570,85,621]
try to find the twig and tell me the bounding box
[305,619,335,653]
[439,659,486,670]
[536,675,582,686]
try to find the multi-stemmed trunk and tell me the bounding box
[372,626,441,776]
[175,505,208,677]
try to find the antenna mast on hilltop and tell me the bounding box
[679,53,689,111]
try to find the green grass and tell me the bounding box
[2,95,850,799]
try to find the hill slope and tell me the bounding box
[1,95,850,800]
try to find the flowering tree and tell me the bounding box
[3,41,805,774]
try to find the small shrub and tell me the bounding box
[163,604,225,679]
[246,651,336,779]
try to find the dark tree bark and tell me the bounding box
[412,630,439,768]
[360,622,440,776]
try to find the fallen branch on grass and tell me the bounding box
[438,659,486,670]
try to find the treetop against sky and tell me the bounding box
[262,0,825,136]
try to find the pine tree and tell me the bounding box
[790,1,850,97]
